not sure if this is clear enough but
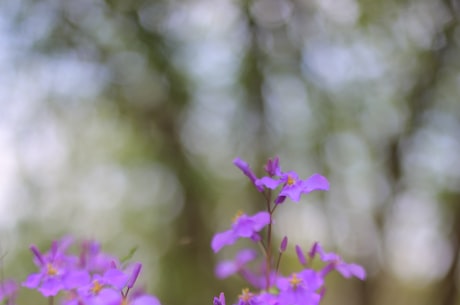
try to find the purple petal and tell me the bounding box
[38,277,63,297]
[131,295,161,305]
[103,268,129,290]
[337,263,366,280]
[233,158,262,191]
[299,269,324,291]
[236,249,258,264]
[215,262,237,278]
[64,270,90,289]
[255,177,281,190]
[22,273,42,289]
[249,211,271,231]
[302,174,329,193]
[211,230,237,253]
[91,289,122,305]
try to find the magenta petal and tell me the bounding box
[64,270,90,289]
[131,295,161,305]
[215,261,237,278]
[233,158,263,191]
[250,211,271,231]
[22,273,42,289]
[104,268,129,289]
[211,230,236,253]
[256,177,281,189]
[38,277,63,297]
[337,263,366,280]
[236,249,258,264]
[93,289,122,305]
[303,174,329,193]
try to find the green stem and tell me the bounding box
[265,190,272,290]
[275,252,283,274]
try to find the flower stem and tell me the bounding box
[265,190,272,290]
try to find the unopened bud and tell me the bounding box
[279,236,288,253]
[30,245,45,266]
[127,262,142,288]
[295,245,307,266]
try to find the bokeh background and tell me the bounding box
[1,0,460,304]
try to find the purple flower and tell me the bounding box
[22,243,90,297]
[211,211,271,253]
[215,249,258,278]
[73,264,144,305]
[311,242,366,280]
[234,158,263,192]
[256,168,329,203]
[276,271,323,305]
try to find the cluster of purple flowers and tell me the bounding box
[19,237,160,305]
[212,157,366,305]
[0,156,366,305]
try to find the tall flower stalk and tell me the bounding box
[211,157,365,305]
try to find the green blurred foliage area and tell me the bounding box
[1,0,460,305]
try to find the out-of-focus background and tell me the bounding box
[1,0,460,304]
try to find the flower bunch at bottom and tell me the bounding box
[21,237,160,305]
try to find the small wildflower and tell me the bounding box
[22,243,90,297]
[312,242,366,280]
[211,211,270,253]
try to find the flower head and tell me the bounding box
[276,270,323,305]
[311,242,366,280]
[23,243,90,297]
[211,211,270,253]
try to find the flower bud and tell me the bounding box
[127,263,142,289]
[279,236,288,253]
[295,245,307,266]
[30,245,45,266]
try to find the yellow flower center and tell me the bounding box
[287,175,296,186]
[239,288,253,302]
[91,280,103,295]
[46,263,58,276]
[289,273,302,289]
[232,210,244,223]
